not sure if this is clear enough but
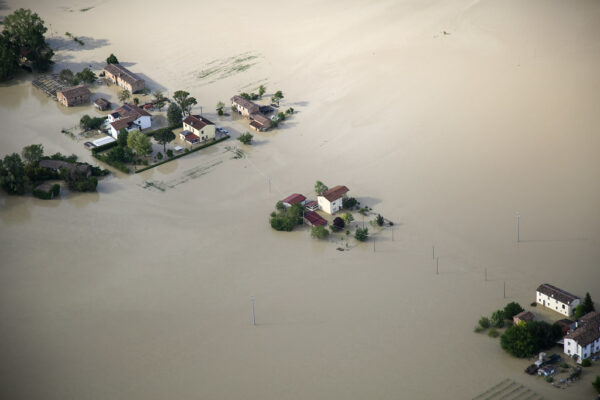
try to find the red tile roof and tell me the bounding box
[110,116,138,131]
[282,193,306,205]
[321,185,349,202]
[304,211,327,226]
[104,64,144,86]
[114,103,151,118]
[184,132,200,142]
[183,115,214,131]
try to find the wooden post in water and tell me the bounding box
[251,296,256,326]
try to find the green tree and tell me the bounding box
[127,130,152,158]
[117,128,129,147]
[118,89,131,103]
[152,90,167,111]
[500,323,536,357]
[3,8,54,71]
[0,32,18,81]
[342,212,354,226]
[106,53,119,64]
[376,214,384,226]
[258,84,266,97]
[478,316,490,329]
[0,153,26,194]
[575,304,586,320]
[167,102,183,126]
[582,292,595,314]
[216,101,225,115]
[314,180,328,195]
[500,321,561,358]
[59,68,74,83]
[133,97,139,106]
[153,129,175,153]
[238,132,253,145]
[172,90,197,116]
[503,302,524,319]
[21,144,44,165]
[311,225,329,239]
[355,227,369,242]
[272,90,284,105]
[75,67,96,83]
[592,376,600,394]
[491,310,505,328]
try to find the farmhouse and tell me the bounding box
[94,98,111,111]
[56,85,91,107]
[513,311,534,324]
[536,283,580,317]
[249,113,272,132]
[563,311,600,363]
[282,193,306,208]
[317,185,349,214]
[304,211,327,227]
[231,95,260,117]
[39,160,91,177]
[182,115,215,141]
[104,64,145,93]
[107,104,152,138]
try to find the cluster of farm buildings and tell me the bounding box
[281,185,350,226]
[54,63,282,150]
[520,283,600,364]
[53,63,228,149]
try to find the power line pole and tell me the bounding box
[432,245,435,260]
[436,257,439,275]
[250,296,256,326]
[516,212,520,243]
[503,281,506,299]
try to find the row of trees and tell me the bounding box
[59,67,97,85]
[0,8,54,81]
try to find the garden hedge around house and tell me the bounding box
[92,154,131,173]
[135,135,229,174]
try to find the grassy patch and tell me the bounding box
[196,52,261,84]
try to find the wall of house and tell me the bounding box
[535,291,579,317]
[183,122,215,141]
[136,116,152,130]
[318,197,342,214]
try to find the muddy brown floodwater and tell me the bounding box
[1,0,600,399]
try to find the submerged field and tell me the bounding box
[1,0,600,399]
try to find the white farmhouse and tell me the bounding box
[107,104,152,138]
[536,283,580,317]
[317,185,349,214]
[563,312,600,363]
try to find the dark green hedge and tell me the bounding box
[93,154,131,173]
[91,140,118,154]
[135,135,229,174]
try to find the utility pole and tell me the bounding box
[432,245,435,260]
[250,296,256,326]
[436,257,439,275]
[503,281,506,299]
[516,212,520,243]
